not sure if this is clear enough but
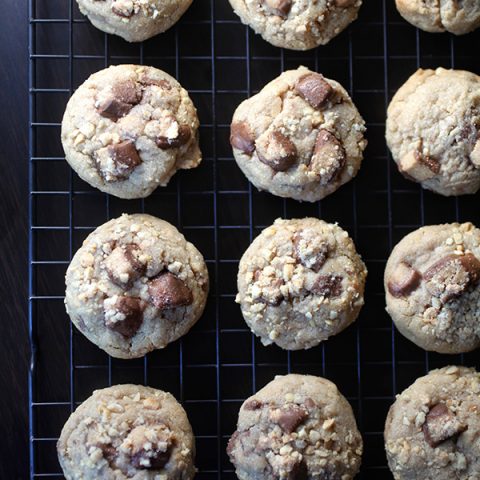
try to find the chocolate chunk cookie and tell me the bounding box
[385,366,480,480]
[230,67,367,202]
[62,64,201,199]
[228,374,363,480]
[385,223,480,354]
[57,384,195,479]
[396,0,480,35]
[65,213,209,359]
[229,0,363,50]
[236,218,367,350]
[76,0,193,42]
[386,68,480,196]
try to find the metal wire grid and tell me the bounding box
[28,1,480,478]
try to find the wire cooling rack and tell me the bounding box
[28,1,480,478]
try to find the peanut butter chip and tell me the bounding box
[97,80,141,121]
[148,272,193,310]
[388,262,421,298]
[423,403,467,447]
[256,131,297,172]
[295,73,333,109]
[104,296,144,338]
[230,121,256,155]
[95,141,142,182]
[262,0,292,17]
[310,129,346,185]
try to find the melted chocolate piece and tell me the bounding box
[148,272,193,310]
[230,122,256,155]
[295,73,333,109]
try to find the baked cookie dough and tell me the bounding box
[230,66,367,202]
[386,68,480,197]
[57,384,195,479]
[385,223,480,354]
[229,0,362,50]
[228,374,363,480]
[385,366,480,480]
[76,0,193,42]
[62,64,201,199]
[65,213,209,359]
[236,217,367,350]
[396,0,480,35]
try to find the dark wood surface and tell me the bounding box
[0,1,29,477]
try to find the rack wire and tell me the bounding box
[29,1,480,478]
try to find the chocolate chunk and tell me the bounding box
[111,0,135,17]
[226,431,240,457]
[335,0,356,6]
[262,0,292,17]
[96,141,142,182]
[293,232,329,272]
[310,129,346,185]
[105,296,144,338]
[148,272,193,310]
[131,447,171,470]
[97,80,141,121]
[256,131,297,172]
[387,262,421,298]
[100,443,117,463]
[424,253,480,303]
[104,243,146,288]
[156,124,191,149]
[244,399,263,411]
[230,122,256,155]
[140,77,172,90]
[311,274,343,298]
[399,150,440,182]
[423,403,467,447]
[304,397,316,409]
[295,73,333,109]
[254,271,284,306]
[290,460,308,480]
[272,405,308,433]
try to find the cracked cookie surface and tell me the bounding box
[386,68,480,196]
[62,64,201,199]
[57,384,195,480]
[228,374,363,480]
[65,213,209,359]
[385,222,480,354]
[228,0,362,50]
[236,217,367,350]
[385,366,480,480]
[396,0,480,34]
[76,0,193,42]
[230,67,367,202]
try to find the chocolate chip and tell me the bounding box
[156,124,191,149]
[105,296,144,338]
[230,122,256,155]
[131,447,171,470]
[148,272,193,310]
[424,253,480,303]
[96,141,142,182]
[244,399,263,411]
[104,243,146,288]
[293,232,329,272]
[423,403,467,447]
[399,150,440,182]
[387,262,421,298]
[262,0,292,17]
[111,0,134,17]
[256,131,297,172]
[273,405,308,433]
[310,129,346,185]
[295,73,333,109]
[311,274,343,298]
[97,80,141,121]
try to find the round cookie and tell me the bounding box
[385,222,480,354]
[386,68,480,197]
[396,0,480,35]
[236,217,367,350]
[228,374,363,480]
[228,0,363,50]
[65,213,209,359]
[76,0,193,42]
[385,366,480,480]
[230,66,367,202]
[62,64,201,199]
[57,384,195,479]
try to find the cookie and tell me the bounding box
[236,218,367,350]
[386,68,480,197]
[57,384,195,479]
[396,0,480,35]
[385,222,480,354]
[62,64,201,199]
[76,0,193,42]
[385,366,480,480]
[230,66,367,202]
[228,0,362,50]
[65,213,209,359]
[227,373,363,480]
